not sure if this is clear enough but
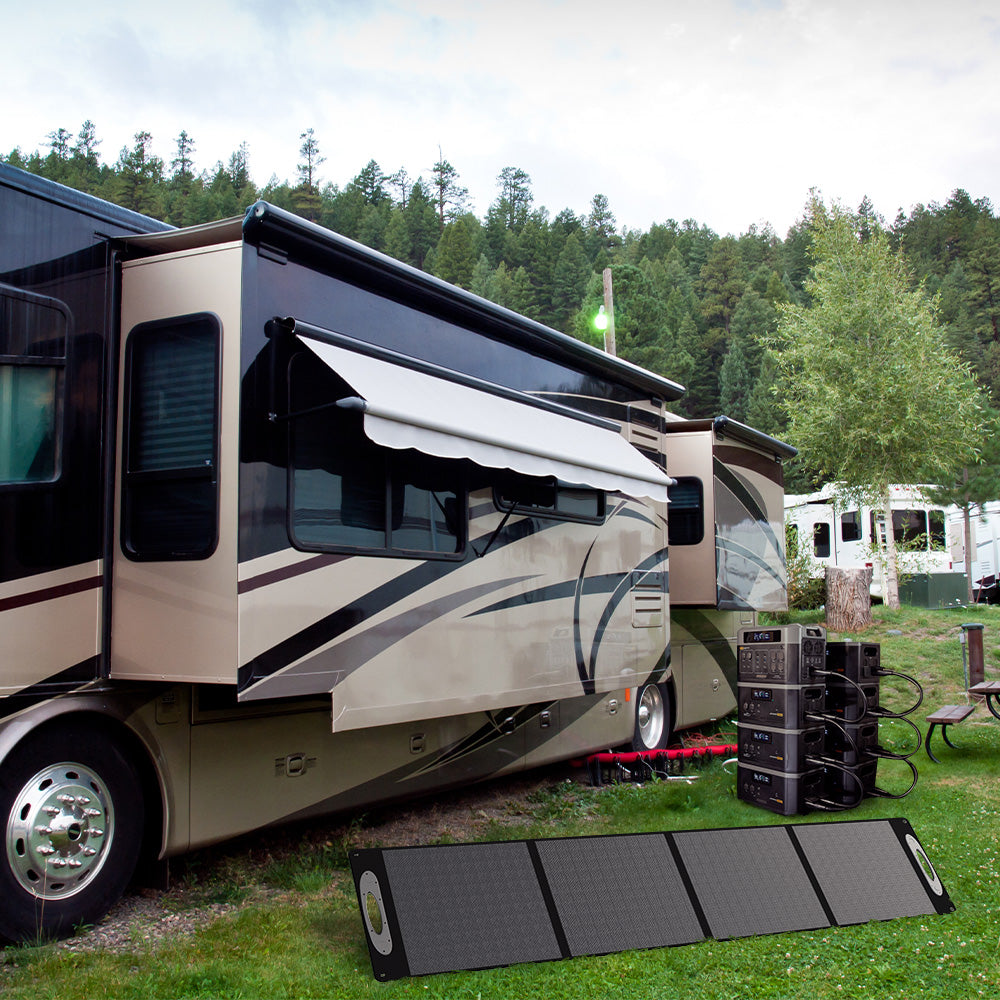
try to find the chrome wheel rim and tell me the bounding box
[6,762,114,900]
[637,685,664,749]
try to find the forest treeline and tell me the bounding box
[6,123,1000,492]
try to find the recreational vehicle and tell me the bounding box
[0,163,791,940]
[785,484,966,605]
[948,501,1000,602]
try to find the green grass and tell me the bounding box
[2,605,999,999]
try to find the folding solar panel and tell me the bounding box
[350,817,953,981]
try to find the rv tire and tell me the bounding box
[631,682,673,752]
[0,724,144,943]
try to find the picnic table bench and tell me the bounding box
[926,680,1000,762]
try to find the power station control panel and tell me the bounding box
[738,624,827,684]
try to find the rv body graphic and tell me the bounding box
[0,163,789,940]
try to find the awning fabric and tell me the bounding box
[300,335,670,502]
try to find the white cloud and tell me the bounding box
[3,0,999,236]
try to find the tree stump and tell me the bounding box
[826,567,873,632]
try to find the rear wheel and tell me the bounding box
[631,682,673,751]
[0,725,144,942]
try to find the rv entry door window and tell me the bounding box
[121,313,221,560]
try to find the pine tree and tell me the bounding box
[718,337,754,422]
[433,217,479,289]
[493,166,532,232]
[430,153,469,230]
[171,131,196,181]
[383,209,412,264]
[551,232,591,331]
[114,132,164,216]
[470,254,495,300]
[404,181,438,269]
[294,128,323,221]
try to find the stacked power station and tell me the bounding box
[736,625,921,815]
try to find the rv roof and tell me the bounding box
[0,162,173,236]
[119,199,688,403]
[243,201,687,403]
[663,415,797,460]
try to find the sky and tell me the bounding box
[4,0,999,237]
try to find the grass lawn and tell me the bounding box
[2,605,998,999]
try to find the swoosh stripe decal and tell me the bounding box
[0,575,102,614]
[713,458,783,557]
[239,514,566,690]
[716,538,787,589]
[238,553,350,594]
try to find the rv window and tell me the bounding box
[813,522,831,558]
[666,477,704,546]
[0,286,69,485]
[494,475,604,524]
[841,510,862,542]
[929,510,946,551]
[122,314,220,560]
[288,352,465,559]
[869,508,932,550]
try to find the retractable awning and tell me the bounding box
[298,332,670,502]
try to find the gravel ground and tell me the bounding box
[7,764,584,960]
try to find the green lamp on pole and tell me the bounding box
[595,268,616,356]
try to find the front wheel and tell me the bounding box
[0,725,144,942]
[631,682,673,751]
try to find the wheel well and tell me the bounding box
[2,712,164,881]
[663,676,677,737]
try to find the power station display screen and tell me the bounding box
[745,630,783,643]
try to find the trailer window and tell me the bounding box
[122,314,220,560]
[288,352,465,559]
[0,286,68,485]
[929,509,946,551]
[841,510,862,543]
[666,477,704,546]
[869,508,946,551]
[494,477,605,524]
[813,522,830,558]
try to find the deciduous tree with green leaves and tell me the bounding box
[772,199,986,609]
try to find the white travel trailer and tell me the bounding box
[948,501,1000,602]
[785,484,966,604]
[0,163,791,940]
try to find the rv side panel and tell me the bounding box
[235,246,669,729]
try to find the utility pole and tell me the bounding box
[602,267,617,357]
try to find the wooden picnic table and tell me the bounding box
[925,681,1000,762]
[968,680,1000,721]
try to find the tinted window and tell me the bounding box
[0,286,68,485]
[840,510,862,543]
[495,477,605,524]
[928,509,946,551]
[122,314,220,560]
[893,508,927,546]
[666,477,704,546]
[813,522,831,558]
[289,351,464,558]
[869,508,932,550]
